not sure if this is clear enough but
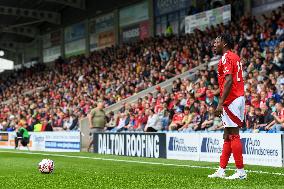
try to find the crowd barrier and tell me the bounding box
[93,132,284,167]
[0,132,80,152]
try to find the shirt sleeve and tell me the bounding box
[90,109,96,118]
[221,53,233,75]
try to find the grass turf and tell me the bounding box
[0,150,283,189]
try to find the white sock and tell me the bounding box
[237,168,245,175]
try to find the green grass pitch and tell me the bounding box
[0,150,283,189]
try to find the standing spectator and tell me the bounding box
[87,101,106,152]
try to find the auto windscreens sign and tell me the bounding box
[241,133,282,167]
[199,133,223,162]
[199,133,282,167]
[94,133,166,158]
[167,133,199,160]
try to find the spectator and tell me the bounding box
[265,102,284,131]
[200,106,215,130]
[245,106,256,130]
[144,109,162,132]
[124,114,136,131]
[178,107,193,131]
[88,101,106,152]
[169,108,184,131]
[254,108,265,131]
[193,105,208,131]
[105,111,116,131]
[134,111,148,131]
[186,111,201,131]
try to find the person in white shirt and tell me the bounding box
[144,109,162,132]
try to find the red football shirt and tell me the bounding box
[217,50,244,106]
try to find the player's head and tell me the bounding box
[213,33,234,55]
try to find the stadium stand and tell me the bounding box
[0,5,283,133]
[107,5,284,133]
[0,31,208,131]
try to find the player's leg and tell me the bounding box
[21,138,28,150]
[209,96,247,179]
[21,139,29,151]
[14,137,19,149]
[224,97,247,179]
[208,128,231,178]
[220,128,232,169]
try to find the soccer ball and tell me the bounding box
[38,159,54,174]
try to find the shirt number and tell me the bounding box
[237,61,243,82]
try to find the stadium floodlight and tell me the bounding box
[0,57,14,71]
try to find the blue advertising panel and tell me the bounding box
[65,22,86,42]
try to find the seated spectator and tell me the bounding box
[193,105,208,131]
[42,119,53,131]
[178,107,193,131]
[69,113,79,130]
[33,119,43,132]
[144,109,162,132]
[169,108,184,131]
[253,108,265,131]
[105,111,116,131]
[160,110,170,130]
[208,116,223,131]
[245,106,256,130]
[63,114,73,130]
[112,112,129,132]
[185,111,201,131]
[205,91,218,108]
[134,111,148,131]
[201,106,215,130]
[265,102,284,131]
[124,114,136,131]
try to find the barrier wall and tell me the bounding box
[93,132,284,167]
[0,132,80,152]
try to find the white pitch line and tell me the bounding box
[1,150,284,177]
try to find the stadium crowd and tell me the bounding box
[106,5,284,133]
[0,5,283,133]
[0,23,207,132]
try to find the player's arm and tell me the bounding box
[219,74,233,105]
[88,110,95,128]
[215,74,233,117]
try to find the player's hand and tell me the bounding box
[215,103,223,117]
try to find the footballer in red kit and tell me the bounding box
[208,33,247,180]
